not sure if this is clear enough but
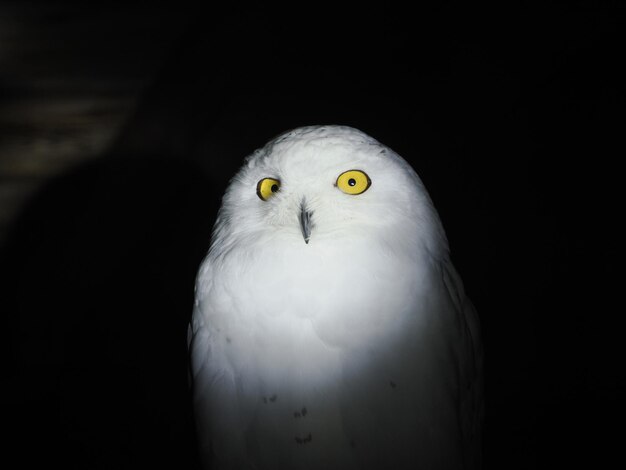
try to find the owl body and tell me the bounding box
[189,126,483,469]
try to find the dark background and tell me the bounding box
[1,2,622,468]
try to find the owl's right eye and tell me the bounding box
[257,178,281,201]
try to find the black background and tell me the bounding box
[1,2,623,468]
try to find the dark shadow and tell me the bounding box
[1,155,218,468]
[4,3,622,468]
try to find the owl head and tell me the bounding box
[209,125,447,259]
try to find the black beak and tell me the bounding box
[299,199,313,244]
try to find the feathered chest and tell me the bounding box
[199,235,435,348]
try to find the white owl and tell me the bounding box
[188,125,483,470]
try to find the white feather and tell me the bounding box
[189,125,483,469]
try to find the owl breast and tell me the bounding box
[198,231,463,470]
[206,233,431,351]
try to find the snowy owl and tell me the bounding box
[188,125,483,470]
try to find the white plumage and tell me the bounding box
[188,125,483,470]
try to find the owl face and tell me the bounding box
[213,126,444,256]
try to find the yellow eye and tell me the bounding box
[335,169,371,195]
[257,177,281,201]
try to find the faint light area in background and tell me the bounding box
[0,3,189,246]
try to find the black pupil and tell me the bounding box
[271,184,279,192]
[348,178,357,186]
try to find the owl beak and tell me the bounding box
[299,199,313,244]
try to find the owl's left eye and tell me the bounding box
[257,177,281,201]
[336,169,371,195]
